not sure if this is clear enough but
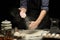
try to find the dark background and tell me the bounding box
[0,0,60,29]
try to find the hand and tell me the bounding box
[20,11,26,18]
[28,21,38,30]
[19,8,27,18]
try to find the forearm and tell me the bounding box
[28,10,47,30]
[36,10,47,25]
[35,0,49,24]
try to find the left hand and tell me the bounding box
[28,21,38,30]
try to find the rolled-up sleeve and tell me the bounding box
[20,0,27,9]
[41,0,49,11]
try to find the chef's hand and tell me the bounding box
[19,8,27,18]
[28,21,38,30]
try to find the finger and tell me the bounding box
[18,8,21,10]
[20,12,26,18]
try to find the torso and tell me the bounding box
[27,0,41,21]
[27,0,41,10]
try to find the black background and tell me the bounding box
[0,0,60,29]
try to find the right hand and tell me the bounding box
[19,8,27,18]
[20,11,26,18]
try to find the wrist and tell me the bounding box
[19,8,27,12]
